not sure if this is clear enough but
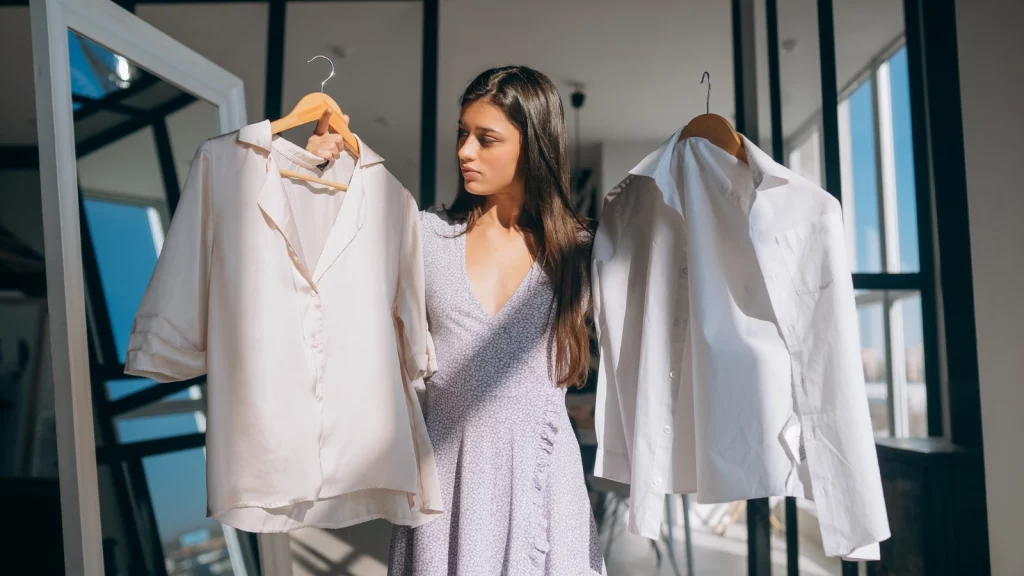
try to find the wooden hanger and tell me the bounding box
[679,72,748,164]
[271,55,359,191]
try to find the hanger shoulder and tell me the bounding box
[270,92,360,157]
[680,113,748,163]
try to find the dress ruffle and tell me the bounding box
[529,396,560,569]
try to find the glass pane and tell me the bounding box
[83,199,161,364]
[143,448,245,575]
[857,290,890,437]
[887,46,921,272]
[117,413,201,444]
[840,80,883,273]
[898,292,927,436]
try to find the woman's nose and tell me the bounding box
[457,139,477,162]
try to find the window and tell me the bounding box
[786,44,927,439]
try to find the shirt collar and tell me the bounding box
[628,125,792,201]
[237,119,385,168]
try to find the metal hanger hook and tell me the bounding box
[308,55,335,93]
[701,71,711,115]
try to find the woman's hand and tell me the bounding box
[306,108,351,162]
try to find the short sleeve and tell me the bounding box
[124,141,214,383]
[394,195,436,389]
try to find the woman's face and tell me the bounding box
[457,99,524,198]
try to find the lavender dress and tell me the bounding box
[388,209,606,576]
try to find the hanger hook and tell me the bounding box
[701,71,711,115]
[308,55,335,93]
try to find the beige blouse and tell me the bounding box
[124,120,441,532]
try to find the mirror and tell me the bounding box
[64,29,259,576]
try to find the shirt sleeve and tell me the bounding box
[393,196,436,389]
[124,141,214,383]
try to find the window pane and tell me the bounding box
[857,290,890,437]
[143,448,244,575]
[83,198,161,363]
[116,413,201,444]
[898,292,927,437]
[839,80,883,273]
[887,47,921,272]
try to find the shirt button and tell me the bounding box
[663,425,672,434]
[669,370,678,379]
[653,477,662,487]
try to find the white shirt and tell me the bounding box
[124,120,442,532]
[591,128,890,560]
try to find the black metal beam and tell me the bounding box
[72,94,149,119]
[264,0,286,120]
[733,1,771,574]
[107,377,205,417]
[852,272,922,291]
[732,0,758,143]
[419,0,439,207]
[817,0,841,203]
[903,0,944,440]
[152,119,182,212]
[71,73,160,123]
[914,0,982,451]
[76,92,197,157]
[766,0,800,572]
[96,433,206,463]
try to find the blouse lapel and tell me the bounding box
[312,135,384,283]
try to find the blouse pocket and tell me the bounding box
[775,214,840,295]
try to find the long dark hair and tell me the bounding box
[445,65,593,388]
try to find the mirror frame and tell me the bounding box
[29,0,245,572]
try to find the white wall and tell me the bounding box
[599,139,667,206]
[955,1,1024,574]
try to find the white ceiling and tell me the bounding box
[0,0,903,203]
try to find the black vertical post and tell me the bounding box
[914,0,981,451]
[419,0,439,208]
[152,119,181,214]
[817,0,841,203]
[903,0,990,568]
[734,1,771,573]
[264,0,287,121]
[766,0,801,572]
[902,0,943,440]
[819,2,859,573]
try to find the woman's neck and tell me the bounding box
[478,189,525,231]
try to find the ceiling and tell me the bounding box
[0,0,904,203]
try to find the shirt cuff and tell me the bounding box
[124,316,206,382]
[841,542,880,561]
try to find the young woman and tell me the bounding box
[307,66,606,575]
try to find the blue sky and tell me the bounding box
[848,47,925,355]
